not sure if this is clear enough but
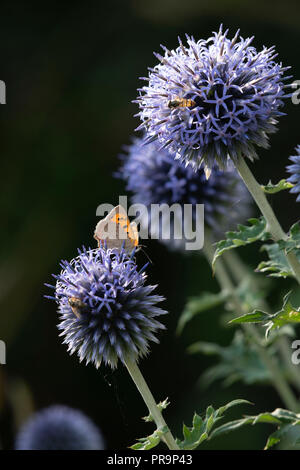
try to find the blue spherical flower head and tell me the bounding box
[47,246,167,369]
[136,25,290,172]
[117,137,251,247]
[287,145,300,202]
[15,405,105,450]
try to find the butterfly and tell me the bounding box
[94,205,139,253]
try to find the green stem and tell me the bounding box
[235,157,300,285]
[224,250,270,313]
[203,232,300,412]
[124,356,179,450]
[223,251,255,287]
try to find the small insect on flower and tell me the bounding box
[47,246,167,369]
[168,97,196,109]
[94,205,139,253]
[136,25,291,172]
[68,297,87,318]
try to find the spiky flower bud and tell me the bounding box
[136,25,290,172]
[287,145,300,202]
[46,247,167,369]
[117,137,251,248]
[15,405,104,450]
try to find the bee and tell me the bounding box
[68,297,87,319]
[168,97,196,109]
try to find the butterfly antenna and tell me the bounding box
[140,246,153,265]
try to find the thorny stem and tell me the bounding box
[235,157,300,285]
[124,356,179,450]
[203,231,300,412]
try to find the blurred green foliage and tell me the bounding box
[0,0,299,450]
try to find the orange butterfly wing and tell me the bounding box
[94,206,139,252]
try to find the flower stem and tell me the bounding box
[124,356,179,450]
[235,156,300,285]
[203,232,300,412]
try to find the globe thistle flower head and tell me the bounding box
[117,136,251,247]
[15,405,105,450]
[135,25,291,172]
[287,145,300,202]
[46,246,167,369]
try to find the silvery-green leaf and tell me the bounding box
[176,291,229,334]
[210,408,300,450]
[130,426,168,450]
[230,292,300,338]
[188,331,271,386]
[143,398,170,423]
[261,179,294,194]
[177,400,251,450]
[212,218,269,271]
[278,222,300,254]
[256,243,295,278]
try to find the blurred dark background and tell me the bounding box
[0,0,299,450]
